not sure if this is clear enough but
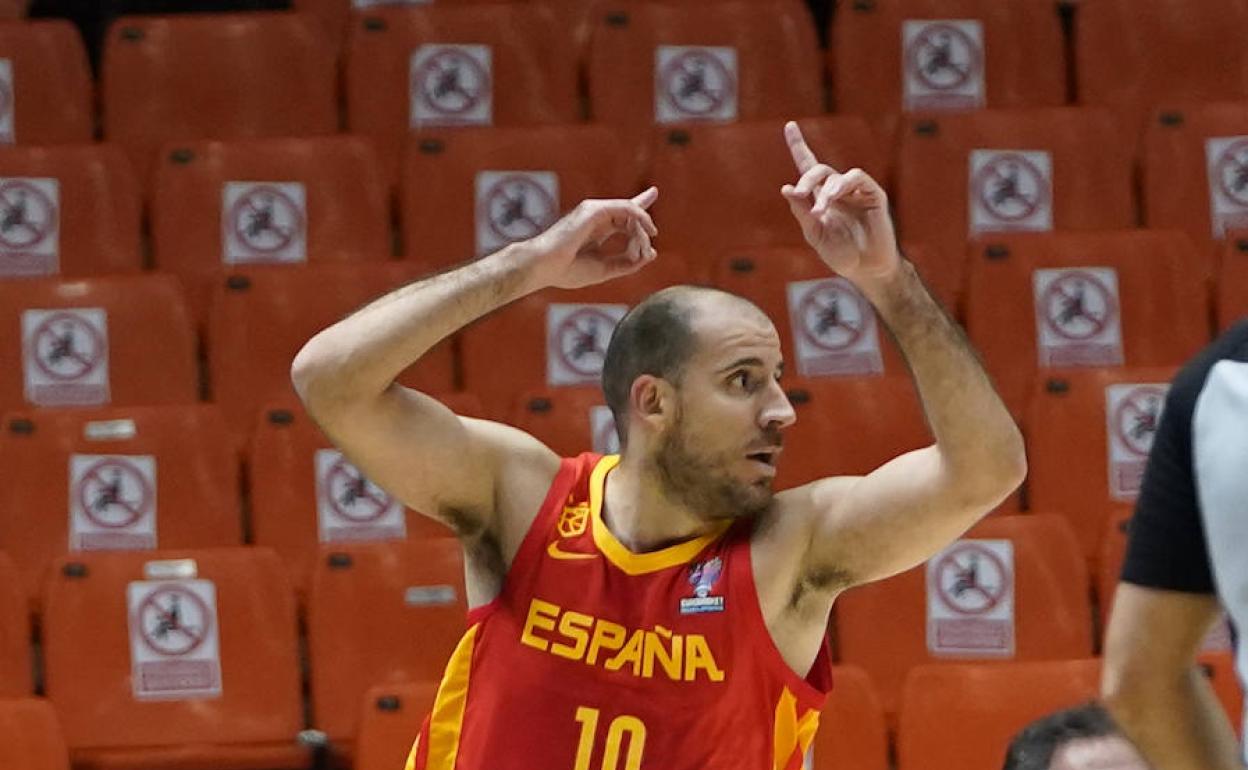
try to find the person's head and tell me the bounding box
[601,285,796,520]
[1003,702,1151,770]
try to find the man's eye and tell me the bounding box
[732,371,751,389]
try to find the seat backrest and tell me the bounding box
[247,397,462,596]
[1075,0,1248,133]
[0,406,242,608]
[836,514,1094,718]
[1025,366,1179,565]
[586,0,822,128]
[102,13,338,176]
[964,230,1211,417]
[0,698,70,770]
[0,274,199,415]
[354,680,439,770]
[1220,233,1248,330]
[896,659,1102,770]
[42,547,303,751]
[649,116,886,253]
[0,551,31,696]
[0,20,92,144]
[895,108,1135,256]
[400,124,640,267]
[1095,508,1133,626]
[345,5,580,175]
[809,665,889,770]
[307,538,467,744]
[510,386,616,458]
[207,262,456,445]
[831,0,1065,121]
[0,144,141,279]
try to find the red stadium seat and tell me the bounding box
[400,125,641,267]
[896,659,1102,770]
[0,20,92,144]
[836,515,1094,720]
[510,386,617,458]
[247,397,466,597]
[0,144,141,279]
[0,274,198,416]
[964,231,1211,418]
[649,116,886,254]
[345,5,580,180]
[1095,508,1133,627]
[1025,367,1179,567]
[0,406,243,610]
[809,665,889,770]
[586,0,823,130]
[0,698,70,770]
[1074,0,1248,134]
[306,539,467,758]
[206,262,456,447]
[102,13,338,178]
[42,547,309,770]
[353,680,439,770]
[1220,233,1248,330]
[0,551,31,696]
[151,135,392,326]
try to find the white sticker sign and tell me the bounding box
[474,171,559,257]
[127,579,223,700]
[221,182,307,265]
[590,405,620,455]
[654,45,739,124]
[22,307,110,406]
[0,177,59,277]
[1033,268,1124,368]
[902,20,985,112]
[0,59,13,144]
[1204,136,1248,238]
[968,150,1053,235]
[315,449,407,543]
[927,539,1015,657]
[69,454,157,551]
[546,304,627,387]
[409,44,493,128]
[1105,383,1168,501]
[786,277,884,377]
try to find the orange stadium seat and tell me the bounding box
[458,256,706,417]
[0,551,31,696]
[0,274,198,416]
[151,135,392,326]
[831,0,1065,132]
[306,539,467,758]
[964,230,1210,418]
[1095,508,1133,626]
[400,124,641,267]
[836,515,1094,720]
[248,396,467,596]
[206,262,456,446]
[586,0,823,131]
[1025,367,1179,568]
[102,13,338,178]
[808,665,889,770]
[896,659,1102,770]
[1074,0,1248,134]
[0,144,142,280]
[648,116,886,254]
[895,108,1135,258]
[42,547,308,770]
[510,386,617,458]
[0,698,70,770]
[0,406,242,609]
[0,20,92,144]
[0,1,26,20]
[1220,234,1248,330]
[345,5,580,179]
[353,680,439,770]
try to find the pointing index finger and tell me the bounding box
[784,121,818,174]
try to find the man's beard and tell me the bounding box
[652,407,774,520]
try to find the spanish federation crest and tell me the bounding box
[680,556,725,614]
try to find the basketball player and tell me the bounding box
[1003,703,1150,770]
[291,122,1026,769]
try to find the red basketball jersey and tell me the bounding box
[406,453,833,770]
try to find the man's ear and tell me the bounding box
[630,374,673,431]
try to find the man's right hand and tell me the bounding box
[519,187,660,291]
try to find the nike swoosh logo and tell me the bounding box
[547,541,598,561]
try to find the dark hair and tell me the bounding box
[1002,702,1123,770]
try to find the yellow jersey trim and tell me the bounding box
[589,454,732,576]
[425,623,480,769]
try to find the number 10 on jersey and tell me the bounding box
[573,706,647,770]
